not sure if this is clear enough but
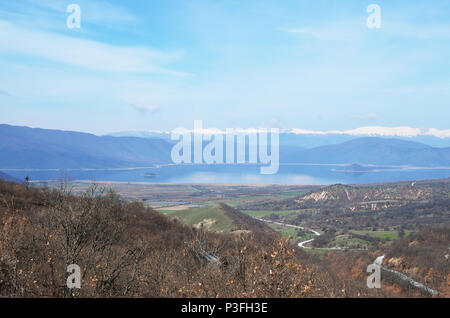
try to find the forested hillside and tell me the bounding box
[0,180,390,298]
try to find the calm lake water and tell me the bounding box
[4,164,450,185]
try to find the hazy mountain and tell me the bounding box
[106,129,450,148]
[0,124,173,169]
[1,125,449,169]
[283,137,450,166]
[281,133,450,148]
[106,130,172,141]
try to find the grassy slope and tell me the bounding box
[169,205,236,232]
[350,230,413,240]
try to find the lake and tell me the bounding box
[4,164,450,185]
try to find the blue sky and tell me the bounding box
[0,0,450,135]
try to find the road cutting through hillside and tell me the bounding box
[371,255,441,297]
[254,217,445,295]
[255,218,368,250]
[253,218,321,249]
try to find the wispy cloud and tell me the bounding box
[0,1,449,133]
[280,20,450,42]
[132,103,160,115]
[383,21,450,40]
[29,0,136,21]
[3,0,137,31]
[0,20,190,75]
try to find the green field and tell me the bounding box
[169,205,235,232]
[219,196,275,207]
[155,209,183,214]
[329,235,371,249]
[350,230,413,240]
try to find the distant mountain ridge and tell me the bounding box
[107,128,450,148]
[0,124,173,169]
[282,137,450,166]
[1,124,449,169]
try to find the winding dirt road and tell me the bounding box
[253,218,321,248]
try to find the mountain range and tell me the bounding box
[0,124,172,169]
[281,137,450,166]
[1,124,449,169]
[107,128,450,148]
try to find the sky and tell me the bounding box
[0,0,450,135]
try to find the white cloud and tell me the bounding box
[0,20,189,75]
[132,103,160,114]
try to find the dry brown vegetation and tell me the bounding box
[328,227,450,297]
[0,180,393,298]
[385,227,450,296]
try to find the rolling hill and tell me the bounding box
[240,181,450,211]
[165,203,278,238]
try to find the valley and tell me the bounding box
[1,173,449,297]
[57,178,449,248]
[27,177,449,297]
